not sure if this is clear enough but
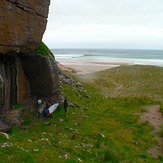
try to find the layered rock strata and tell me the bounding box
[0,0,61,117]
[0,56,30,114]
[0,0,50,54]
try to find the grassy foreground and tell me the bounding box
[0,65,163,162]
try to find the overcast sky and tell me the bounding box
[43,0,163,49]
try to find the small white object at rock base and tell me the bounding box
[37,99,42,104]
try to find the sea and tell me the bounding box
[51,49,163,67]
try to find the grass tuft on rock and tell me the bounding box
[35,42,52,56]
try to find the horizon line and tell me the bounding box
[49,48,163,51]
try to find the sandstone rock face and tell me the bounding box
[0,54,61,115]
[0,56,30,114]
[0,0,50,54]
[21,55,60,98]
[0,0,62,117]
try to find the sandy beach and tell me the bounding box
[57,60,131,74]
[54,49,163,74]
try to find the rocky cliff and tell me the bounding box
[0,0,61,116]
[0,0,50,54]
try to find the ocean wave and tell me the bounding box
[53,49,163,67]
[54,53,84,59]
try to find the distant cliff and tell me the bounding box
[0,0,61,115]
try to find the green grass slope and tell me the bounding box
[81,65,163,99]
[0,65,163,162]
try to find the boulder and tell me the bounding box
[0,119,13,132]
[61,74,74,85]
[2,109,23,125]
[21,55,60,99]
[76,82,83,89]
[63,78,74,85]
[0,0,50,54]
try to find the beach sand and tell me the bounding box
[57,61,130,74]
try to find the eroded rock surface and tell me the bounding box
[21,55,59,98]
[0,119,13,132]
[0,0,62,116]
[0,56,30,114]
[0,0,50,54]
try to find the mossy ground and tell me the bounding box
[0,65,163,162]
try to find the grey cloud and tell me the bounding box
[43,0,163,49]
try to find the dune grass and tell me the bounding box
[81,65,163,99]
[0,65,163,162]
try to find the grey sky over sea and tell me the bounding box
[43,0,163,50]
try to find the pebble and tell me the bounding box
[0,142,13,148]
[78,158,83,162]
[0,132,9,139]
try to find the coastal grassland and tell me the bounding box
[81,65,163,99]
[0,65,162,162]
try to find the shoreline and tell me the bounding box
[57,61,128,74]
[57,60,163,75]
[53,49,163,74]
